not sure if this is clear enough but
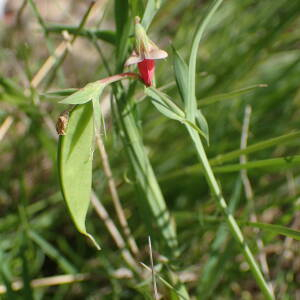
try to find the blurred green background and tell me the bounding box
[0,0,300,299]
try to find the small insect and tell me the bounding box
[56,110,69,135]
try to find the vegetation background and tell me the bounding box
[0,0,300,299]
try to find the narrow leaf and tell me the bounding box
[58,102,100,250]
[92,97,102,136]
[199,84,268,107]
[172,46,188,103]
[196,109,209,145]
[187,0,224,120]
[213,155,300,173]
[42,88,78,98]
[210,131,300,166]
[141,0,157,30]
[146,88,184,121]
[115,0,129,43]
[245,222,300,241]
[146,87,185,118]
[146,87,208,139]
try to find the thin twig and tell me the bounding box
[140,262,189,300]
[15,0,27,26]
[240,105,274,295]
[0,116,13,142]
[96,135,139,257]
[30,1,97,89]
[90,191,141,275]
[30,41,70,89]
[148,236,159,300]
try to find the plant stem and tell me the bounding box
[186,126,274,300]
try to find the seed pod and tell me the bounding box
[56,110,70,135]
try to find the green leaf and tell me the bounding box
[172,46,188,103]
[114,0,132,72]
[245,222,300,241]
[59,81,105,105]
[115,0,129,43]
[145,87,184,121]
[196,109,209,145]
[198,179,242,297]
[130,0,144,19]
[146,87,185,118]
[0,256,17,299]
[141,0,157,30]
[42,88,78,98]
[210,131,300,166]
[146,87,208,140]
[92,97,102,136]
[213,155,300,173]
[199,84,268,107]
[162,133,300,181]
[187,0,224,120]
[58,102,100,250]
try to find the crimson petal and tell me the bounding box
[138,59,155,86]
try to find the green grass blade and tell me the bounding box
[245,222,300,240]
[115,0,132,72]
[116,100,179,253]
[45,24,116,44]
[20,246,34,300]
[162,153,300,181]
[0,255,17,299]
[115,0,129,44]
[58,102,100,250]
[198,84,268,107]
[213,155,300,173]
[141,0,158,30]
[198,179,242,297]
[210,131,300,166]
[28,230,77,274]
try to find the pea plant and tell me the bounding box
[54,0,282,299]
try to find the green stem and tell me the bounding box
[184,0,274,297]
[113,91,190,299]
[45,24,115,45]
[187,127,274,300]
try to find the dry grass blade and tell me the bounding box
[0,274,89,294]
[240,105,274,295]
[148,236,159,300]
[96,134,139,257]
[90,191,141,274]
[0,116,13,142]
[30,0,97,89]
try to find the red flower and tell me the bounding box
[138,59,155,86]
[125,17,167,86]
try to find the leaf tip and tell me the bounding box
[85,233,101,250]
